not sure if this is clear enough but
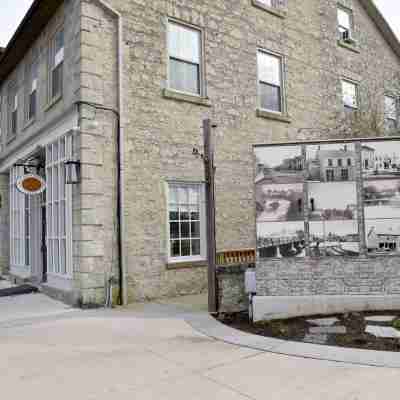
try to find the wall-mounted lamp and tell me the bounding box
[65,160,81,184]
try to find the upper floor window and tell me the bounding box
[337,7,353,40]
[8,85,18,137]
[167,182,206,262]
[168,21,202,96]
[258,50,283,113]
[49,28,64,101]
[384,95,397,131]
[342,79,358,110]
[26,60,38,122]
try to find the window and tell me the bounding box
[341,168,349,181]
[168,182,206,262]
[326,169,334,181]
[347,158,352,166]
[258,50,283,113]
[49,28,64,100]
[342,80,358,110]
[10,166,30,269]
[385,95,397,131]
[168,21,202,96]
[8,85,18,137]
[338,159,343,167]
[337,7,353,38]
[46,134,73,276]
[26,59,38,121]
[328,159,333,167]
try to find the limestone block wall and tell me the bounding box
[81,0,400,302]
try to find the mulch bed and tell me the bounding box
[216,311,400,352]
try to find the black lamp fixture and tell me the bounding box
[65,160,81,184]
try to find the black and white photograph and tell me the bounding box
[256,183,304,222]
[309,220,359,257]
[306,143,356,182]
[362,141,400,180]
[364,179,400,220]
[308,182,357,221]
[255,145,304,184]
[366,219,400,255]
[257,221,306,258]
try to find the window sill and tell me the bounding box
[337,39,360,53]
[166,259,207,270]
[163,88,212,107]
[44,94,62,112]
[256,108,291,123]
[251,0,287,18]
[22,117,36,132]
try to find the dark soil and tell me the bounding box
[216,311,400,352]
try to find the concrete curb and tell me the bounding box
[184,312,400,369]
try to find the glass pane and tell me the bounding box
[169,205,179,221]
[170,222,180,239]
[54,240,59,273]
[258,52,281,86]
[385,96,397,120]
[178,187,188,204]
[60,166,65,199]
[188,186,199,205]
[342,80,357,108]
[54,203,59,237]
[60,201,66,236]
[169,186,178,204]
[260,83,281,112]
[47,144,52,163]
[170,240,180,257]
[181,240,191,256]
[180,205,190,221]
[53,141,59,162]
[191,221,200,238]
[169,59,200,95]
[54,166,59,201]
[169,22,200,63]
[48,204,53,237]
[190,205,200,220]
[191,239,201,256]
[25,238,30,266]
[60,137,66,159]
[338,8,351,30]
[181,221,190,238]
[60,239,66,274]
[47,169,52,202]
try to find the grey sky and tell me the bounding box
[0,0,399,47]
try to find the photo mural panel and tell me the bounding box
[362,141,400,180]
[365,219,400,255]
[309,220,359,257]
[255,145,304,184]
[307,143,356,182]
[256,183,304,222]
[308,181,357,221]
[257,221,306,259]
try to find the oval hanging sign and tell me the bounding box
[16,174,46,195]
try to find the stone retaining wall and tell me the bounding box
[256,256,400,296]
[217,265,253,313]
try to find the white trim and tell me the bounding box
[0,109,78,173]
[166,181,207,263]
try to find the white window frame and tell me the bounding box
[48,27,64,102]
[384,95,398,129]
[257,49,285,114]
[341,79,358,110]
[167,18,204,97]
[166,181,207,263]
[25,58,39,122]
[337,6,353,37]
[45,133,73,278]
[10,166,31,269]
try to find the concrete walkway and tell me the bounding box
[1,294,400,399]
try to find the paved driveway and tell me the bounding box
[1,294,400,399]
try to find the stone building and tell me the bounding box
[0,0,400,306]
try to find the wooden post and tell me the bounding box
[203,119,218,314]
